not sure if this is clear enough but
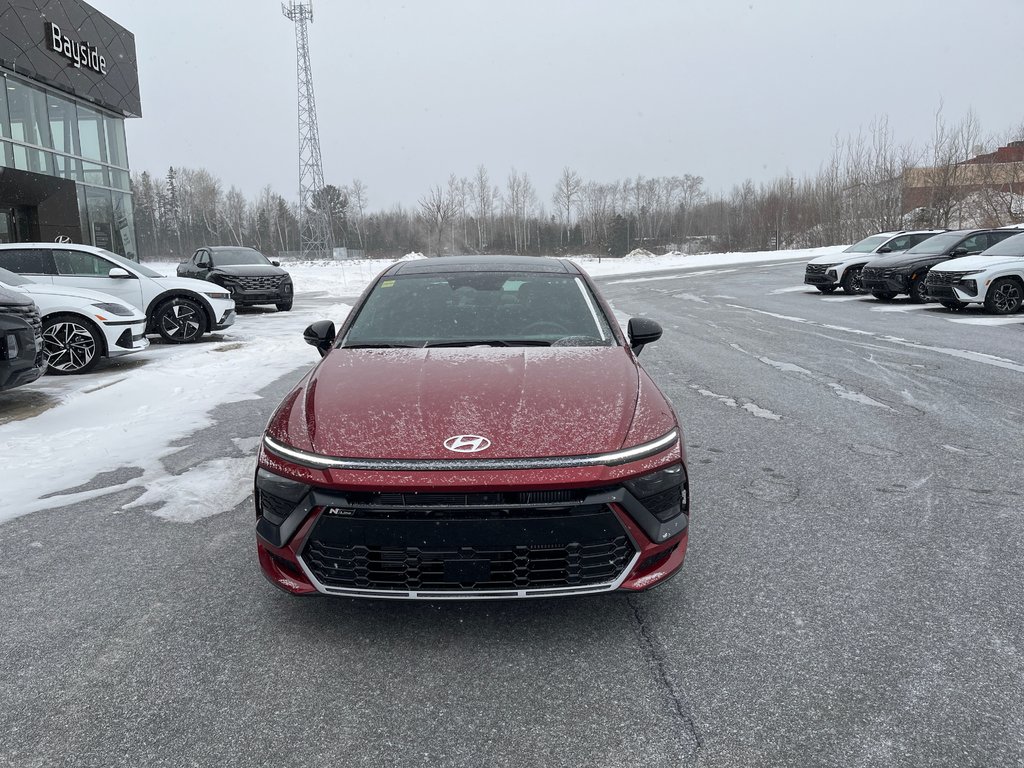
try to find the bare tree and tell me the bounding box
[551,166,582,246]
[418,183,458,256]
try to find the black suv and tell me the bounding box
[0,286,45,391]
[860,229,1019,302]
[177,246,294,311]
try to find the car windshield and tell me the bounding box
[901,232,967,255]
[98,249,164,278]
[844,235,890,253]
[211,249,272,266]
[342,271,617,348]
[0,266,32,286]
[977,232,1024,257]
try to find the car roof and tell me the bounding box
[389,255,577,275]
[0,242,105,252]
[207,245,260,251]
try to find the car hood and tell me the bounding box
[932,254,1024,272]
[807,252,852,265]
[865,252,946,269]
[269,346,675,460]
[153,275,231,293]
[10,282,142,310]
[212,264,288,277]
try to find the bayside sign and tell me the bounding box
[44,21,107,75]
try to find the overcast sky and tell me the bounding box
[93,0,1024,211]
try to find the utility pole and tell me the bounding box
[282,1,332,259]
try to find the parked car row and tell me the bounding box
[0,242,294,390]
[805,227,1024,313]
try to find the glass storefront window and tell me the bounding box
[13,144,53,174]
[77,105,107,163]
[84,186,114,250]
[7,79,52,148]
[53,154,83,182]
[82,161,108,187]
[0,139,13,168]
[104,116,127,168]
[48,94,80,156]
[0,82,10,139]
[112,191,137,258]
[108,168,130,190]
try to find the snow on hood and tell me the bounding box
[212,264,287,276]
[932,254,1024,271]
[271,346,662,461]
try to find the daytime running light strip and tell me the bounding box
[263,429,679,471]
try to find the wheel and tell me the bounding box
[815,285,837,294]
[154,297,207,343]
[840,267,865,295]
[871,290,897,301]
[939,299,967,311]
[42,314,102,374]
[909,276,931,303]
[983,277,1024,314]
[276,300,293,312]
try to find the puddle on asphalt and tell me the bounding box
[0,389,60,425]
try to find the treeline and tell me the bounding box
[130,110,1024,260]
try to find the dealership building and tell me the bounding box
[0,0,139,257]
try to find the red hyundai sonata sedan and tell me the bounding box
[255,256,689,599]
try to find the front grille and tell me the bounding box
[861,267,881,281]
[233,275,284,291]
[346,489,598,508]
[805,264,828,275]
[302,506,636,592]
[926,271,967,286]
[3,302,41,337]
[927,286,956,299]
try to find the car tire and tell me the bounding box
[41,313,103,375]
[870,290,897,301]
[276,300,293,312]
[939,299,967,311]
[154,297,207,343]
[815,286,837,294]
[983,277,1024,314]
[909,276,930,303]
[840,267,865,294]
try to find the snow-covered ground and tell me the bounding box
[0,246,839,525]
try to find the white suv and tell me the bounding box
[0,243,235,343]
[804,230,944,294]
[925,231,1024,313]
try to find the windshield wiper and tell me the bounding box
[424,339,551,348]
[343,343,416,349]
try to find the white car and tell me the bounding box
[0,243,235,343]
[924,232,1024,313]
[804,230,945,294]
[0,267,148,374]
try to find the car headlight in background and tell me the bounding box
[91,302,135,316]
[203,290,231,300]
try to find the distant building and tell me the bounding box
[902,141,1024,214]
[0,0,140,256]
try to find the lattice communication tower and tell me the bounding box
[282,0,332,258]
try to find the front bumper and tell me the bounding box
[255,441,689,599]
[214,308,236,330]
[804,265,838,287]
[103,320,150,357]
[229,287,292,306]
[861,271,908,294]
[0,316,45,390]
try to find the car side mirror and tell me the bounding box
[627,317,662,355]
[108,267,132,279]
[950,247,968,256]
[271,260,280,267]
[304,320,336,357]
[876,246,892,254]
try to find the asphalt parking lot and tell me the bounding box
[1,260,1022,767]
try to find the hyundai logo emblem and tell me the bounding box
[444,434,491,453]
[54,235,72,244]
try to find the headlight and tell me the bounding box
[203,290,231,300]
[624,463,689,522]
[91,302,134,316]
[958,270,984,277]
